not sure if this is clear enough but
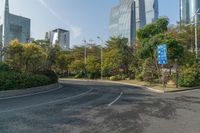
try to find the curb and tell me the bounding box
[60,79,200,94]
[0,83,60,100]
[59,79,164,93]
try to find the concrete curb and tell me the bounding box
[59,79,164,93]
[0,83,60,99]
[60,79,200,94]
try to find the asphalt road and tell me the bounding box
[0,80,200,133]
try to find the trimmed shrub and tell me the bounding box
[0,72,50,91]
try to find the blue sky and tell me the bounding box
[0,0,179,47]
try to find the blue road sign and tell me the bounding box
[157,44,168,65]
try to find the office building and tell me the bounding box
[180,0,200,24]
[1,0,31,47]
[145,0,159,24]
[45,28,70,51]
[109,0,136,44]
[109,0,159,45]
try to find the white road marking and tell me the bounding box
[0,85,62,100]
[0,88,93,114]
[108,91,123,107]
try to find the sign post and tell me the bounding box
[157,44,168,91]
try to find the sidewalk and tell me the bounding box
[60,78,200,93]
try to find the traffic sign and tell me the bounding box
[157,44,168,65]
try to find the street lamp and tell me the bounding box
[97,36,105,80]
[82,39,87,79]
[194,9,200,61]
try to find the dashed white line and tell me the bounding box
[0,88,93,114]
[0,85,62,100]
[108,91,123,107]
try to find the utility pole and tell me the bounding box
[83,40,87,79]
[97,36,104,80]
[195,11,199,60]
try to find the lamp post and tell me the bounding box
[97,36,104,80]
[194,9,200,60]
[83,39,87,79]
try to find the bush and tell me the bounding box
[0,72,51,91]
[36,70,58,83]
[0,63,12,72]
[109,76,118,81]
[179,64,200,87]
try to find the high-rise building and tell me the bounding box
[145,0,159,24]
[45,28,70,51]
[109,0,136,44]
[1,0,31,47]
[180,0,200,24]
[109,0,159,45]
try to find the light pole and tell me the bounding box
[83,39,87,78]
[97,36,104,80]
[194,9,200,60]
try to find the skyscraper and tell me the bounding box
[180,0,200,24]
[45,28,70,51]
[1,0,31,47]
[109,0,159,45]
[109,0,136,44]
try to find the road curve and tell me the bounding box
[0,80,200,133]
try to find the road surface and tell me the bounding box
[0,80,200,133]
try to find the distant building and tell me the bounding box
[109,0,159,45]
[45,28,70,51]
[1,0,31,47]
[180,0,200,24]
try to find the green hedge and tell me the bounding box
[0,72,51,91]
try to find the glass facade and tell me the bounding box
[145,0,159,24]
[181,0,200,24]
[109,0,158,45]
[109,0,136,45]
[3,0,30,47]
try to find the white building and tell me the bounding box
[45,28,70,51]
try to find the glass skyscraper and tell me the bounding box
[109,0,136,44]
[180,0,200,24]
[109,0,159,45]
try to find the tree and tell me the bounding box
[103,36,133,77]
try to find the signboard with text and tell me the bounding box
[157,44,168,65]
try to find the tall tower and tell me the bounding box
[180,0,200,24]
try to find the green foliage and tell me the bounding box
[36,70,58,84]
[137,17,169,42]
[0,63,11,72]
[0,72,50,91]
[103,36,133,77]
[109,76,118,81]
[179,64,200,87]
